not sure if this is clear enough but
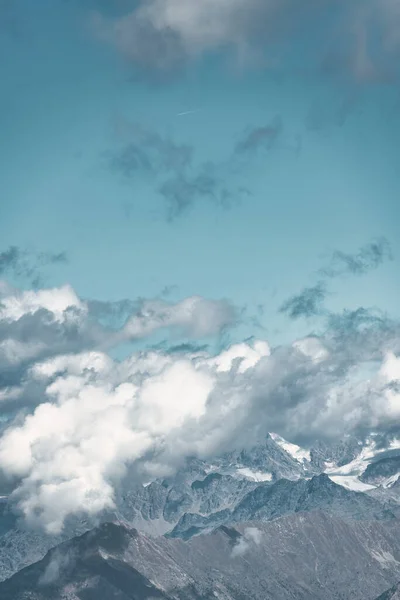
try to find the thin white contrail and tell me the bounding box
[176,109,200,117]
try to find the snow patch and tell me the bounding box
[370,550,400,567]
[328,475,376,492]
[270,432,311,463]
[324,438,377,477]
[382,473,400,488]
[236,468,272,482]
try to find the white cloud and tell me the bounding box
[139,0,260,51]
[121,295,235,342]
[210,339,270,373]
[92,0,266,69]
[0,285,85,322]
[0,280,399,533]
[0,332,399,533]
[379,352,400,420]
[91,0,400,82]
[292,336,329,364]
[231,526,263,557]
[0,283,235,381]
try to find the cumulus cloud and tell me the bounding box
[0,252,399,534]
[0,281,236,394]
[0,317,400,533]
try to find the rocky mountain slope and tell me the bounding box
[170,473,397,539]
[1,512,400,600]
[0,434,399,582]
[375,582,400,599]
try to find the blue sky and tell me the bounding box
[1,0,400,526]
[1,0,400,352]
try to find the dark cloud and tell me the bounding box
[108,120,192,178]
[279,238,393,321]
[0,247,68,287]
[107,117,249,221]
[151,341,209,355]
[159,166,247,221]
[324,307,400,361]
[320,237,393,277]
[234,116,283,155]
[279,282,327,320]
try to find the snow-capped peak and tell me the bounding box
[269,433,311,463]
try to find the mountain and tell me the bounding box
[375,582,400,600]
[361,456,400,488]
[1,512,400,600]
[0,434,312,582]
[170,474,396,539]
[1,434,399,582]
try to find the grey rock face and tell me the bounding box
[309,437,361,469]
[361,457,400,486]
[0,435,305,581]
[0,435,397,584]
[170,474,396,538]
[1,512,400,600]
[374,582,400,599]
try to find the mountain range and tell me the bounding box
[0,432,399,598]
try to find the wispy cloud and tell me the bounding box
[320,238,393,278]
[279,282,327,320]
[0,247,68,288]
[279,238,393,320]
[106,116,250,221]
[234,116,283,155]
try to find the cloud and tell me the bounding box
[231,526,263,557]
[90,0,400,83]
[279,238,393,320]
[0,247,67,287]
[279,282,327,320]
[234,116,283,155]
[1,304,400,533]
[39,548,76,586]
[106,117,249,220]
[0,282,236,394]
[159,166,247,221]
[320,238,393,278]
[108,119,193,178]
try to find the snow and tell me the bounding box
[324,438,377,477]
[389,438,400,451]
[381,473,400,488]
[370,550,400,566]
[269,433,311,463]
[236,468,273,482]
[328,475,376,492]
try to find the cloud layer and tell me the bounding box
[0,275,399,533]
[0,279,235,393]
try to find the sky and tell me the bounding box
[0,0,400,532]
